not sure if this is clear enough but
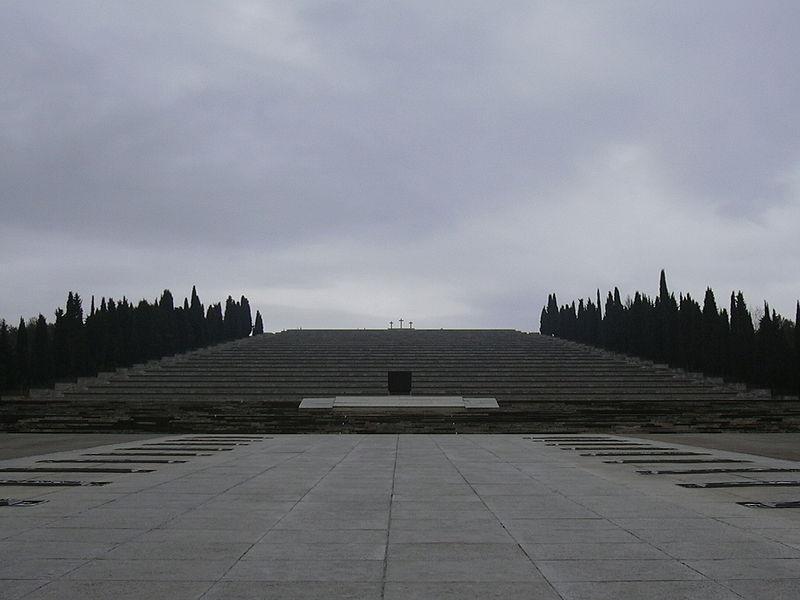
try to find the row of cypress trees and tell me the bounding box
[0,287,265,394]
[540,271,800,396]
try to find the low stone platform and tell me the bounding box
[299,396,499,411]
[1,433,799,599]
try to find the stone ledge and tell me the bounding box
[299,396,499,411]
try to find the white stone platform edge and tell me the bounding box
[298,396,499,410]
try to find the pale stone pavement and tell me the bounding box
[1,434,800,599]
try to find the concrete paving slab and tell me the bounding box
[222,558,385,581]
[723,578,800,600]
[383,581,562,599]
[553,580,743,599]
[21,580,212,600]
[202,581,382,599]
[64,558,235,581]
[2,433,800,598]
[0,579,48,600]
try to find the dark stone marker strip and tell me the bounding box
[0,479,110,486]
[605,459,749,464]
[143,442,242,446]
[85,452,211,457]
[38,459,187,464]
[638,467,800,475]
[1,498,48,506]
[548,443,645,447]
[739,500,800,509]
[528,438,619,442]
[580,452,710,457]
[0,467,154,474]
[122,446,232,451]
[680,481,800,488]
[162,440,251,444]
[560,446,666,451]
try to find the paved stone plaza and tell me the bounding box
[1,434,800,599]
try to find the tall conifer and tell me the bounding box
[16,318,29,390]
[223,296,237,340]
[253,311,264,335]
[31,314,51,386]
[542,273,793,396]
[189,285,205,347]
[701,288,722,376]
[0,320,10,391]
[240,296,253,336]
[796,302,800,395]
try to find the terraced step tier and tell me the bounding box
[1,329,791,433]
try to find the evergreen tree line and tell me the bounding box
[540,271,800,396]
[0,286,265,394]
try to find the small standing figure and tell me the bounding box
[389,321,393,329]
[409,321,413,329]
[399,318,404,329]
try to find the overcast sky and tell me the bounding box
[2,1,799,331]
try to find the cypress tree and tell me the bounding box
[796,302,800,395]
[240,296,253,337]
[253,311,264,335]
[175,305,191,353]
[54,292,85,377]
[53,308,68,380]
[701,288,722,376]
[223,296,237,340]
[206,303,224,343]
[0,320,10,391]
[628,292,644,357]
[31,314,52,386]
[576,299,586,342]
[16,318,29,390]
[682,294,703,371]
[655,270,679,365]
[593,289,602,344]
[540,294,558,335]
[718,307,731,379]
[729,292,755,384]
[610,287,626,352]
[755,303,775,389]
[159,289,177,356]
[189,285,205,347]
[543,273,793,396]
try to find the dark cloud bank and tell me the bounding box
[2,1,799,330]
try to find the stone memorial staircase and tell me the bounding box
[2,329,797,433]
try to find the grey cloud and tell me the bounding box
[1,1,799,328]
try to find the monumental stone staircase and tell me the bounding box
[2,329,797,433]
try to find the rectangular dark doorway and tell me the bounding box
[388,371,412,395]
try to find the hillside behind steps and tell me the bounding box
[2,329,797,433]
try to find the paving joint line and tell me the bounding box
[467,434,742,596]
[431,434,568,600]
[379,433,399,599]
[15,433,302,598]
[199,434,368,597]
[485,435,753,597]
